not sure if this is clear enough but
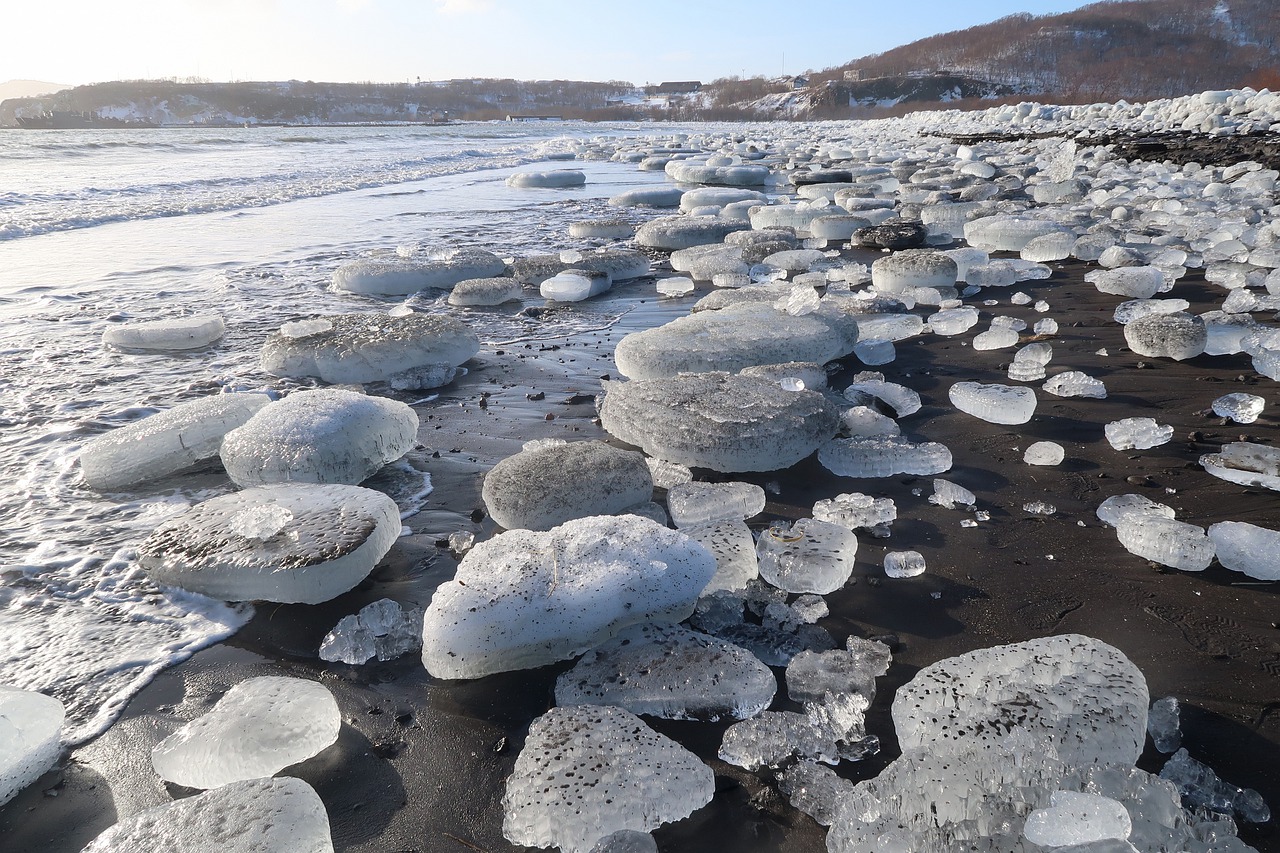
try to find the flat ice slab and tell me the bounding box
[0,686,64,807]
[151,676,340,789]
[138,483,401,603]
[102,313,225,351]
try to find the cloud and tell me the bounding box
[433,0,493,14]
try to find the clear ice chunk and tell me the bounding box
[503,706,714,853]
[813,492,897,535]
[1044,370,1108,398]
[1212,392,1265,424]
[819,436,952,477]
[666,481,765,528]
[1207,521,1280,580]
[1147,696,1181,753]
[102,313,225,351]
[1105,417,1173,450]
[554,622,776,721]
[1200,441,1280,490]
[1022,790,1133,847]
[1025,441,1065,466]
[884,550,927,578]
[719,692,877,771]
[150,677,340,789]
[0,686,64,807]
[838,406,901,438]
[930,478,976,509]
[778,760,857,827]
[756,518,858,594]
[1160,748,1271,823]
[541,268,612,302]
[949,381,1037,424]
[927,306,980,336]
[319,599,424,664]
[1096,493,1176,528]
[786,637,891,705]
[645,457,693,489]
[656,276,695,297]
[587,830,658,853]
[1115,516,1214,571]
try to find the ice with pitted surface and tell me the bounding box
[719,692,877,771]
[666,481,765,528]
[150,677,339,789]
[1025,441,1065,466]
[1044,370,1108,398]
[502,705,714,853]
[102,313,225,351]
[332,250,506,295]
[1160,748,1271,824]
[1105,417,1173,450]
[785,638,891,704]
[600,372,839,473]
[554,622,776,721]
[0,686,64,807]
[819,435,952,478]
[756,518,857,594]
[950,381,1037,424]
[1116,515,1214,570]
[1096,494,1176,528]
[260,312,478,384]
[1148,696,1181,753]
[80,392,270,491]
[1201,441,1280,490]
[1124,312,1207,360]
[812,492,896,536]
[220,389,417,487]
[884,550,926,578]
[1023,791,1133,847]
[681,520,758,593]
[1212,392,1265,424]
[930,478,975,509]
[80,776,334,853]
[870,250,957,292]
[893,635,1149,768]
[1207,521,1280,580]
[421,516,715,679]
[613,301,857,380]
[138,483,401,603]
[319,599,423,664]
[587,830,658,853]
[482,440,652,531]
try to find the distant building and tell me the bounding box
[790,76,810,89]
[844,69,863,82]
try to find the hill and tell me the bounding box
[0,79,71,101]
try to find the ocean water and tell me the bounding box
[0,121,697,744]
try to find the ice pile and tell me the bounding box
[1008,342,1053,381]
[220,389,417,486]
[666,481,765,527]
[150,676,340,789]
[0,686,64,806]
[819,435,952,478]
[138,483,401,603]
[421,516,715,679]
[102,313,225,351]
[600,372,839,473]
[80,392,270,491]
[482,440,652,531]
[1105,417,1174,450]
[613,302,858,380]
[502,705,714,853]
[80,777,334,853]
[332,249,506,295]
[756,518,858,594]
[554,622,776,721]
[319,599,424,664]
[260,312,478,386]
[949,381,1037,424]
[1200,441,1280,490]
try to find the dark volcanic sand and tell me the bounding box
[4,192,1280,853]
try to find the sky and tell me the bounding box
[7,0,1097,87]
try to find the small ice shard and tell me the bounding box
[541,268,612,302]
[587,830,658,853]
[972,325,1019,351]
[1023,500,1056,515]
[1096,494,1176,528]
[421,516,715,679]
[1024,441,1065,466]
[482,440,652,531]
[1033,317,1058,335]
[1023,790,1133,847]
[883,550,926,578]
[852,337,895,365]
[333,250,506,295]
[667,481,765,528]
[554,622,776,721]
[1148,696,1181,753]
[719,692,877,771]
[655,276,695,298]
[1115,515,1214,571]
[1160,748,1271,823]
[1207,521,1280,580]
[261,312,479,384]
[819,435,952,477]
[645,456,692,489]
[1200,441,1280,490]
[220,389,417,487]
[689,584,836,666]
[949,381,1037,425]
[138,483,401,603]
[682,521,758,593]
[775,284,821,316]
[842,372,921,417]
[503,705,714,853]
[778,760,857,826]
[1212,392,1265,424]
[756,518,857,595]
[927,306,980,336]
[0,686,64,807]
[786,638,891,704]
[102,312,225,351]
[739,361,829,392]
[1008,342,1054,381]
[838,406,900,438]
[1044,370,1107,399]
[81,777,333,852]
[929,478,975,509]
[812,492,896,536]
[150,677,340,789]
[507,169,586,188]
[600,372,839,473]
[790,594,829,624]
[80,392,271,491]
[1105,417,1173,450]
[1124,312,1207,360]
[319,599,424,664]
[448,276,523,306]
